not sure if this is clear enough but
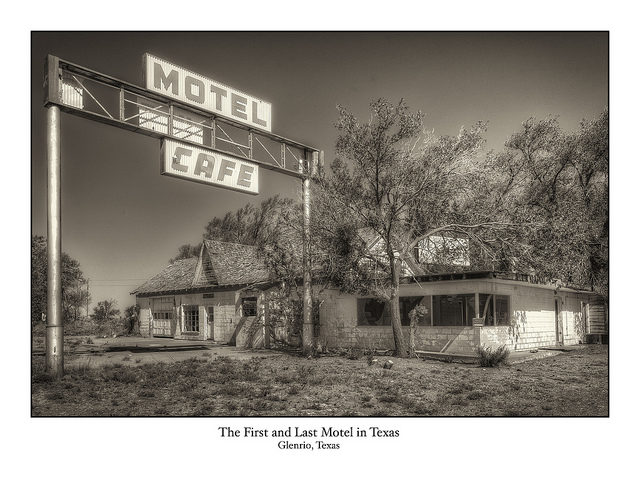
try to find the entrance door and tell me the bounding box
[153,316,172,337]
[207,305,215,340]
[555,298,564,345]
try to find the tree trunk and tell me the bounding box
[388,252,408,358]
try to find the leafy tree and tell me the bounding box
[314,99,522,357]
[204,195,294,246]
[124,304,140,334]
[169,244,201,264]
[169,195,295,264]
[31,235,89,325]
[91,299,120,322]
[486,109,608,295]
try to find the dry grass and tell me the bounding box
[31,345,608,417]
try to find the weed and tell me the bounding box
[32,372,55,384]
[378,393,398,403]
[103,367,138,384]
[346,348,363,360]
[447,383,472,395]
[45,391,64,401]
[476,345,510,367]
[193,404,214,415]
[466,391,486,400]
[287,385,300,395]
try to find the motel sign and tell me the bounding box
[145,54,272,132]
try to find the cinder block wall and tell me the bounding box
[318,288,478,354]
[318,280,586,353]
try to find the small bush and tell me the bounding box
[476,345,510,367]
[346,348,363,360]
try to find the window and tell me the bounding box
[151,296,174,320]
[183,305,199,332]
[495,295,510,325]
[432,294,475,326]
[242,297,257,317]
[478,294,510,326]
[357,296,432,326]
[357,298,390,326]
[399,296,431,326]
[203,293,215,299]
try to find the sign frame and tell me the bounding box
[161,139,260,195]
[143,53,272,133]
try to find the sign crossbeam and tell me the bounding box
[44,55,316,179]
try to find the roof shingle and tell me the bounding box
[132,240,272,296]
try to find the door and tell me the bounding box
[207,306,215,340]
[555,298,564,345]
[152,314,172,337]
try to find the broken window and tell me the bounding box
[357,298,391,326]
[242,297,258,317]
[432,294,475,326]
[478,294,511,326]
[399,296,431,326]
[357,297,432,326]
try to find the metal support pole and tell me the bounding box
[46,105,64,377]
[302,150,319,356]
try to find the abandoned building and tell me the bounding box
[132,237,608,355]
[131,240,274,347]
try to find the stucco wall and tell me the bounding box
[136,290,242,343]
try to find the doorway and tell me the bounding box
[555,298,564,345]
[206,305,215,341]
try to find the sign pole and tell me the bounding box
[302,150,318,356]
[46,104,64,377]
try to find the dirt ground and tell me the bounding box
[31,337,608,417]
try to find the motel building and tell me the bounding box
[132,235,607,355]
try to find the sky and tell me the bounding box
[30,31,608,313]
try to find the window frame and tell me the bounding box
[242,297,258,317]
[183,305,200,332]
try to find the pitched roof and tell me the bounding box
[198,239,271,287]
[131,257,199,295]
[132,240,272,296]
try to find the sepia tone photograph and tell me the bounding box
[31,31,608,418]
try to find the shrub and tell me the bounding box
[346,348,363,360]
[476,345,510,367]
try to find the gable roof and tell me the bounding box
[132,240,272,296]
[196,240,271,287]
[131,257,199,296]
